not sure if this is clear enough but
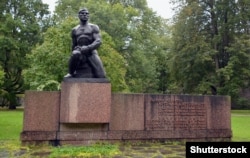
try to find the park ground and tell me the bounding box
[0,109,250,158]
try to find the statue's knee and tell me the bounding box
[71,50,81,59]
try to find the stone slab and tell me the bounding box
[110,94,144,130]
[22,91,60,131]
[206,96,231,129]
[144,95,231,132]
[60,79,111,123]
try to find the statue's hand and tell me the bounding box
[80,46,90,53]
[72,50,81,55]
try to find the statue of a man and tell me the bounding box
[65,8,106,78]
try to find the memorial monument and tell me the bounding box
[21,8,232,145]
[60,8,111,126]
[64,8,106,78]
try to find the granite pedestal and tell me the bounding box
[60,78,111,123]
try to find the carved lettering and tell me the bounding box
[146,97,207,131]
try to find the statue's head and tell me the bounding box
[78,8,89,22]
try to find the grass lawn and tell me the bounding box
[231,110,250,141]
[0,109,23,140]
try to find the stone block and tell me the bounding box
[60,78,111,123]
[206,96,231,130]
[110,94,144,130]
[22,91,60,131]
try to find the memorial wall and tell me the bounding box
[21,87,231,145]
[145,95,207,130]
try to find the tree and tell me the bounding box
[169,0,250,107]
[169,2,214,94]
[0,66,4,89]
[123,7,171,93]
[0,0,50,108]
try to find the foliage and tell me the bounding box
[168,0,250,107]
[2,0,250,109]
[99,32,129,92]
[219,35,250,107]
[0,66,4,87]
[0,0,50,108]
[24,17,76,91]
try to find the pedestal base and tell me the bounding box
[60,78,111,123]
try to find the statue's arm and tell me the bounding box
[71,28,77,51]
[88,24,102,50]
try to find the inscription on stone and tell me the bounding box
[146,98,174,130]
[145,96,207,131]
[174,99,206,130]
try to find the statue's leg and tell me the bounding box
[68,53,82,76]
[87,51,106,78]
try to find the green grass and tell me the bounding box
[231,110,250,141]
[0,109,23,140]
[231,110,250,114]
[50,143,120,158]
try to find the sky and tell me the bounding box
[147,0,174,19]
[42,0,174,19]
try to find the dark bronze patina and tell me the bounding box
[65,8,106,78]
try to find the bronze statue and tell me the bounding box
[65,8,106,78]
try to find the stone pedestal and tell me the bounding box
[60,78,111,123]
